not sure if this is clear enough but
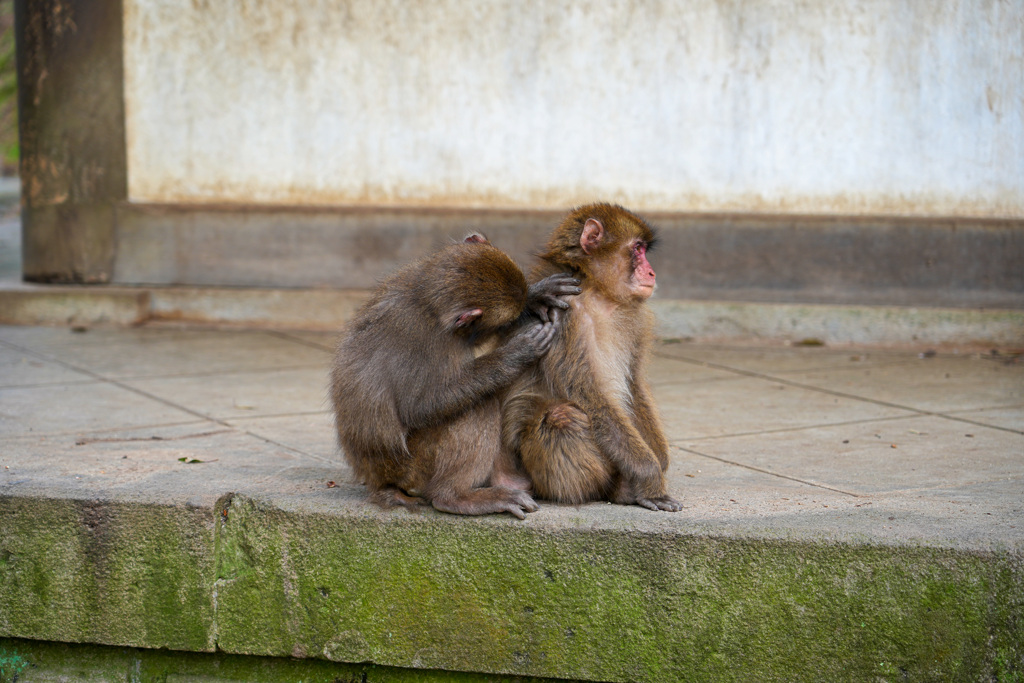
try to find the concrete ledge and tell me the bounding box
[1,491,1021,682]
[0,283,368,331]
[1,326,1021,680]
[652,299,1024,347]
[1,282,1021,347]
[111,204,1024,310]
[0,286,150,326]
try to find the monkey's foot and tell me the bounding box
[370,487,427,510]
[635,495,684,512]
[432,487,540,520]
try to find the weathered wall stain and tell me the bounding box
[123,0,1023,217]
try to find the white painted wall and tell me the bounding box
[123,0,1024,218]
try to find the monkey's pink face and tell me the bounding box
[629,240,656,299]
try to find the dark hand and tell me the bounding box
[509,320,557,362]
[527,273,581,322]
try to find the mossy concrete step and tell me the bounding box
[0,636,552,683]
[1,325,1021,680]
[1,489,1021,682]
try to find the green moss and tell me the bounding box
[0,496,215,650]
[0,3,16,172]
[3,492,1022,681]
[0,647,28,683]
[213,496,1023,682]
[0,637,562,682]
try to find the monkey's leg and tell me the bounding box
[414,400,539,519]
[514,397,613,505]
[489,443,532,492]
[368,486,427,510]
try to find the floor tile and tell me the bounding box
[123,367,331,420]
[0,381,201,438]
[0,327,331,378]
[270,330,338,351]
[655,341,910,375]
[227,411,337,462]
[646,353,738,386]
[654,376,914,441]
[679,416,1024,496]
[0,344,96,387]
[943,404,1024,433]
[665,448,851,515]
[783,356,1023,412]
[1,421,324,501]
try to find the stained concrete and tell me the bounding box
[110,204,1024,308]
[0,323,1021,681]
[2,215,1022,346]
[122,1,1024,217]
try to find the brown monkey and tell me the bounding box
[330,234,579,519]
[502,204,683,511]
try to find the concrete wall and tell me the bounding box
[123,0,1024,218]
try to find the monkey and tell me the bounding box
[330,234,580,519]
[502,203,683,512]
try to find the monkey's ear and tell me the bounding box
[464,233,490,245]
[454,308,484,328]
[580,218,604,254]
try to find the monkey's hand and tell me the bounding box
[613,469,684,512]
[636,495,684,512]
[507,320,557,362]
[527,273,581,322]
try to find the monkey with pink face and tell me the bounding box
[503,203,683,512]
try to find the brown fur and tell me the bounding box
[502,204,682,511]
[330,236,574,519]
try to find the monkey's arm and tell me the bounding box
[397,321,557,430]
[630,377,670,472]
[596,396,680,511]
[586,393,668,500]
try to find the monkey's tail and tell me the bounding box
[521,402,612,505]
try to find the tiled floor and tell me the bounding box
[1,324,1021,547]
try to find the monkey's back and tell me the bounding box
[330,256,441,484]
[330,242,527,488]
